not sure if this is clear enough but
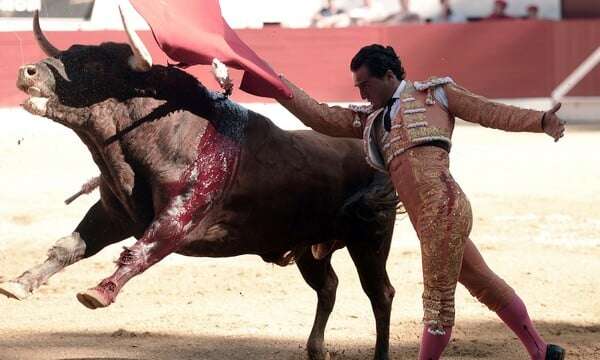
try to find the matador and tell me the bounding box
[276,44,566,360]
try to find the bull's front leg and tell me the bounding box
[0,200,134,300]
[0,233,85,300]
[77,125,240,309]
[76,200,215,309]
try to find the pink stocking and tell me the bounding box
[496,295,547,360]
[418,326,453,360]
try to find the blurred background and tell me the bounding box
[0,0,599,122]
[0,4,598,358]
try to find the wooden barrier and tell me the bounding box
[1,19,599,107]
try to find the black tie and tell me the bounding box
[383,97,397,132]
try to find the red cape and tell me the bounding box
[128,0,291,100]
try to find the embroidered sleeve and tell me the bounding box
[276,76,365,138]
[443,82,544,133]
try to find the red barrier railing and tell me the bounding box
[1,19,599,107]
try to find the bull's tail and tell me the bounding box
[341,171,402,223]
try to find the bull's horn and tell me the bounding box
[118,3,152,72]
[33,10,61,57]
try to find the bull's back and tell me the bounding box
[214,113,376,249]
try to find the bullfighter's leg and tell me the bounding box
[0,201,133,300]
[346,238,395,360]
[295,249,339,360]
[458,238,555,360]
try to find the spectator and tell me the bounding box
[484,0,513,20]
[311,0,351,28]
[381,0,421,24]
[525,4,539,19]
[347,0,387,26]
[431,0,466,23]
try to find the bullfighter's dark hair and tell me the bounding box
[350,44,406,81]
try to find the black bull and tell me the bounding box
[0,10,400,360]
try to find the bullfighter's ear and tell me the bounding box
[117,1,153,72]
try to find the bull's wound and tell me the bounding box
[6,8,399,360]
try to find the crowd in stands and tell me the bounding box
[0,0,550,31]
[311,0,543,28]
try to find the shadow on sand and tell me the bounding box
[0,320,597,360]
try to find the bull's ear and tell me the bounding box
[118,2,152,72]
[33,10,61,57]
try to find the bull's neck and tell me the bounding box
[44,97,150,222]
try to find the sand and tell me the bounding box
[0,106,599,360]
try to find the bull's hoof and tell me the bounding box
[0,282,30,300]
[76,288,112,309]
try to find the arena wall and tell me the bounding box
[1,19,599,107]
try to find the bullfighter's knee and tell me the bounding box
[460,266,515,312]
[459,239,515,312]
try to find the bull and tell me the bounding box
[1,9,399,360]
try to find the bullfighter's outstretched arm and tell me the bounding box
[443,83,545,133]
[277,76,365,139]
[444,82,565,142]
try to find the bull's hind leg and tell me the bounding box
[0,201,132,300]
[345,238,395,360]
[295,249,338,360]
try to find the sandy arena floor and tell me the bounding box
[0,105,599,360]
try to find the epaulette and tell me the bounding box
[413,76,454,105]
[348,103,373,114]
[348,104,373,128]
[414,76,454,91]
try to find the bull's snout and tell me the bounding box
[19,64,38,79]
[16,64,43,97]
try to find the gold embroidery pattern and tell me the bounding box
[408,126,452,143]
[384,130,406,167]
[401,84,429,129]
[396,147,472,333]
[381,83,430,166]
[367,81,454,170]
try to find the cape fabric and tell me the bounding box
[128,0,292,100]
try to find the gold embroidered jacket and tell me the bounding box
[277,76,545,171]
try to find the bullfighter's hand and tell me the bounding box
[542,102,565,142]
[21,97,49,116]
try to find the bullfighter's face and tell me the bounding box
[352,65,398,110]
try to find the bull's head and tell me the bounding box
[16,6,154,109]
